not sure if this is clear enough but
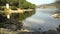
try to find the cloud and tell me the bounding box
[26,0,56,5]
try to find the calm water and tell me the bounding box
[23,8,60,32]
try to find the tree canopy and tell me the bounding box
[0,0,36,10]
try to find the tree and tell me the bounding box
[0,0,36,9]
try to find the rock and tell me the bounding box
[46,30,57,34]
[57,25,60,32]
[51,14,60,18]
[4,19,23,31]
[57,28,60,32]
[0,28,17,34]
[20,29,30,32]
[0,14,23,31]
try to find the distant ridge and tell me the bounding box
[37,1,60,8]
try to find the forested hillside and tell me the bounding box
[0,0,36,10]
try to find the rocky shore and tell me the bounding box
[0,28,60,34]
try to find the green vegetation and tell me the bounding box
[0,0,36,10]
[0,10,35,31]
[11,10,35,21]
[0,0,36,31]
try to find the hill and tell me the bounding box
[0,0,36,10]
[37,1,60,8]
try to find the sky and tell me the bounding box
[26,0,56,5]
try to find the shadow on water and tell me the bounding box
[11,10,36,21]
[0,10,36,31]
[23,8,60,32]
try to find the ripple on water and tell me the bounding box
[23,9,60,32]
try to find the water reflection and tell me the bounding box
[11,10,35,21]
[0,10,35,31]
[23,8,60,32]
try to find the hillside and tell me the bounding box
[37,1,60,8]
[0,0,36,10]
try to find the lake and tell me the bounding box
[23,8,60,32]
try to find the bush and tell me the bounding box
[10,6,17,10]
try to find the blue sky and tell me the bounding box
[26,0,56,5]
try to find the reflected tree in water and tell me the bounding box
[0,10,35,31]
